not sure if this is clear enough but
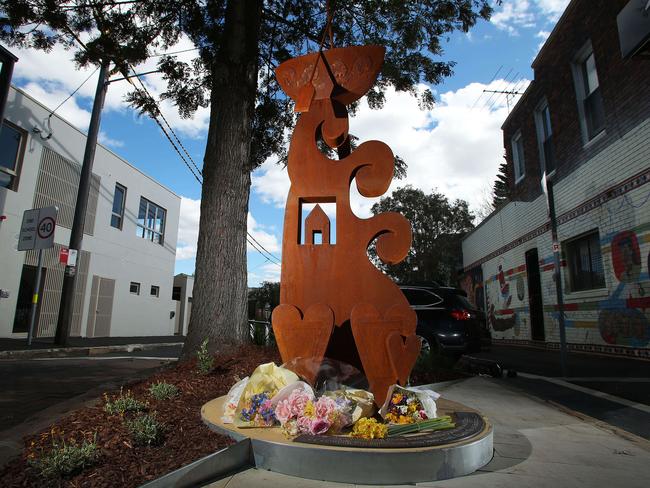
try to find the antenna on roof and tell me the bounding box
[482,88,525,112]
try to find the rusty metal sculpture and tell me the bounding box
[272,45,420,405]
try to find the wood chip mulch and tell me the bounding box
[0,344,281,488]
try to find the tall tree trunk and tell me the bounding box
[181,0,262,359]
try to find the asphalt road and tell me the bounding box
[0,355,172,432]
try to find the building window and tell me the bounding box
[137,197,166,245]
[0,121,26,191]
[172,286,181,301]
[565,230,605,292]
[111,183,126,229]
[151,285,160,297]
[511,131,526,183]
[130,282,140,295]
[535,100,555,174]
[573,43,605,142]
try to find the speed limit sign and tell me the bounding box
[18,206,58,251]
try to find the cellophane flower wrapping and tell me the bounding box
[379,385,440,424]
[234,362,299,428]
[271,382,359,437]
[221,376,249,424]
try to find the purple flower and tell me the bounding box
[309,418,331,435]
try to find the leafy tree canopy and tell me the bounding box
[492,158,510,207]
[370,186,474,285]
[1,0,496,352]
[1,0,495,169]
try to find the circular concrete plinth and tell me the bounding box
[201,396,493,485]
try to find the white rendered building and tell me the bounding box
[0,86,181,339]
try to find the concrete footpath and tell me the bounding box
[205,377,650,488]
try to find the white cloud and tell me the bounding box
[537,0,570,19]
[175,196,281,262]
[252,79,529,221]
[11,36,209,139]
[176,197,201,260]
[99,131,125,148]
[491,0,536,34]
[491,0,570,34]
[249,262,282,285]
[536,30,552,54]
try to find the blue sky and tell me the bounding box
[8,0,570,286]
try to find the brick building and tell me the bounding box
[461,0,650,358]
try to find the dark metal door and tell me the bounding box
[525,249,545,341]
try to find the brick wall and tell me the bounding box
[462,0,650,357]
[502,0,650,203]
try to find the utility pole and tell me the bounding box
[55,59,110,346]
[544,176,569,377]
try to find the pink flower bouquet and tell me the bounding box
[271,382,351,437]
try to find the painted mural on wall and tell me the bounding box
[484,258,528,337]
[597,229,650,347]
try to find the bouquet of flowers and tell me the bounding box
[272,382,355,436]
[380,385,439,424]
[234,362,298,428]
[239,392,276,426]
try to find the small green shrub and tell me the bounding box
[104,388,147,415]
[28,437,100,479]
[126,413,164,446]
[148,381,179,400]
[196,338,214,374]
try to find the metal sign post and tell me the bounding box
[27,249,44,346]
[18,206,57,345]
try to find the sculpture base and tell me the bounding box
[201,396,493,485]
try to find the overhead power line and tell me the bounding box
[127,71,282,266]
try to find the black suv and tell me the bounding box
[400,284,490,355]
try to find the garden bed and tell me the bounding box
[0,344,281,487]
[0,344,463,487]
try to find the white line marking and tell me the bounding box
[518,372,650,414]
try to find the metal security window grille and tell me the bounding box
[0,121,25,191]
[566,231,605,292]
[581,52,605,140]
[34,147,100,235]
[136,197,166,245]
[512,132,526,182]
[111,183,126,229]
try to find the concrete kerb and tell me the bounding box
[0,342,184,360]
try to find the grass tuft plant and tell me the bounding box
[28,436,100,479]
[196,338,214,374]
[148,381,179,401]
[126,413,164,446]
[104,388,147,415]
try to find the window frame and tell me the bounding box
[110,182,127,230]
[150,285,160,298]
[130,282,141,295]
[172,286,181,301]
[511,130,526,184]
[571,41,606,144]
[136,197,166,245]
[0,120,27,192]
[534,99,556,175]
[563,229,606,293]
